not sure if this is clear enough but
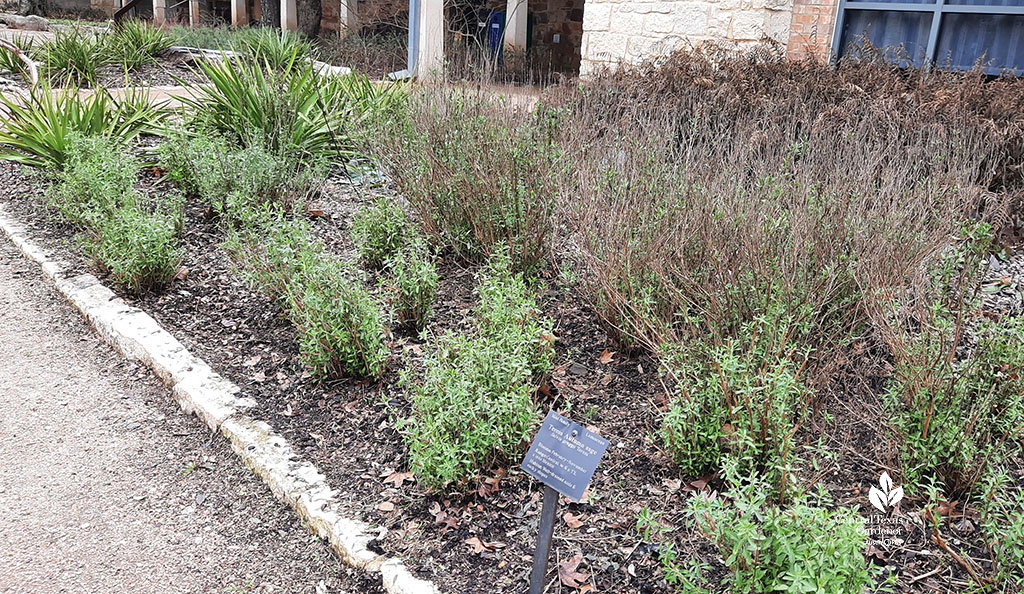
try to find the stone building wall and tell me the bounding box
[580,0,833,75]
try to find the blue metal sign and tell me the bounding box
[522,410,609,502]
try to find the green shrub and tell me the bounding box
[224,214,389,378]
[980,470,1024,587]
[88,202,183,293]
[238,27,314,71]
[287,260,390,378]
[387,239,438,330]
[660,307,811,496]
[49,133,138,226]
[688,458,872,593]
[352,196,407,269]
[39,26,110,83]
[404,248,555,487]
[375,89,561,272]
[879,223,1024,496]
[169,24,247,51]
[0,85,167,169]
[158,129,324,219]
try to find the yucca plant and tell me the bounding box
[109,19,174,70]
[0,84,169,169]
[238,27,314,71]
[38,26,111,84]
[0,34,36,80]
[179,57,401,162]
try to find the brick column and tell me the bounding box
[787,0,839,61]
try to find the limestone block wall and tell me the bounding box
[580,0,799,75]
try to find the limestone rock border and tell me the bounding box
[0,205,438,594]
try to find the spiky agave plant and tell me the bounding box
[0,84,169,169]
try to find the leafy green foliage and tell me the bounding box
[109,20,174,70]
[158,128,323,219]
[404,248,555,487]
[376,89,561,272]
[387,239,438,330]
[0,34,36,79]
[980,469,1024,587]
[49,133,137,226]
[49,133,183,293]
[88,202,183,293]
[179,57,403,163]
[224,214,389,378]
[880,223,1024,496]
[352,196,407,269]
[287,259,390,378]
[688,459,872,593]
[661,307,811,496]
[38,26,111,83]
[0,85,167,169]
[238,27,314,71]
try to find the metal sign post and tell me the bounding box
[521,410,610,594]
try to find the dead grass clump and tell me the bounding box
[545,45,1020,383]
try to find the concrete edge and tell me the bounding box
[0,204,440,594]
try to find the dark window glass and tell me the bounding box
[935,13,1024,71]
[840,10,933,67]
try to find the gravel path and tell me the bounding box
[0,236,383,594]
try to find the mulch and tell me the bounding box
[0,147,1019,593]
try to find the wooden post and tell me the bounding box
[504,0,528,51]
[152,0,166,24]
[339,0,358,37]
[413,0,443,78]
[281,0,298,31]
[231,0,248,25]
[189,0,201,25]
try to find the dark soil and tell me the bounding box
[5,51,206,89]
[1,155,1021,594]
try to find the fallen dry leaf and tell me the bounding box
[377,501,395,512]
[599,349,615,364]
[384,471,414,488]
[174,266,189,281]
[465,536,495,554]
[478,476,500,498]
[559,554,590,588]
[563,511,585,529]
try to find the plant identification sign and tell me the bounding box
[521,410,609,502]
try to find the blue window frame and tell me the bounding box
[832,0,1024,73]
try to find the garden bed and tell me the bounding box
[3,153,1021,593]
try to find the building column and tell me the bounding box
[231,0,248,25]
[189,0,201,25]
[504,0,528,51]
[414,0,443,78]
[281,0,298,31]
[152,0,166,24]
[340,0,358,36]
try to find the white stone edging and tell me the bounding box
[0,204,438,594]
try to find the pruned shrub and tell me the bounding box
[224,213,390,378]
[688,458,872,593]
[158,128,324,219]
[404,248,555,487]
[88,203,183,293]
[352,196,407,269]
[661,307,812,496]
[878,223,1024,496]
[49,133,137,226]
[387,239,438,330]
[287,260,390,378]
[374,89,562,272]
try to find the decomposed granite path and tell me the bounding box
[0,234,383,594]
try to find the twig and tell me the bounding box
[908,565,943,584]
